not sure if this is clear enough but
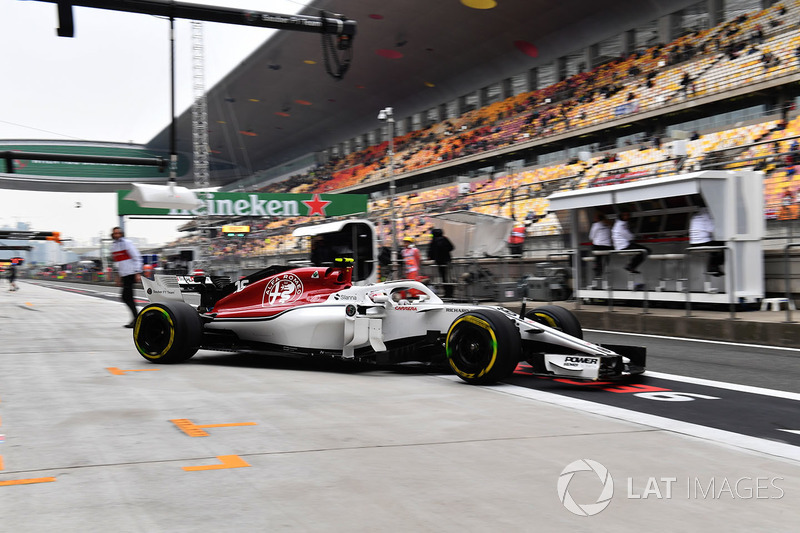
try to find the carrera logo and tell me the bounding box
[564,357,599,365]
[395,306,418,311]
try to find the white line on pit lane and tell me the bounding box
[584,328,800,353]
[644,371,800,401]
[437,376,800,463]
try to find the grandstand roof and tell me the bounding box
[146,0,698,188]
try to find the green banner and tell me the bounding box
[1,144,187,178]
[117,191,368,217]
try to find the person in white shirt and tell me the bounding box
[612,210,650,274]
[111,226,143,327]
[589,212,613,277]
[689,207,724,276]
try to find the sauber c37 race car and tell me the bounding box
[133,261,645,385]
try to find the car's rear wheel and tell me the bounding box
[446,309,521,385]
[525,305,583,339]
[133,302,201,363]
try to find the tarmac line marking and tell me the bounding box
[584,328,800,353]
[106,367,161,376]
[438,375,800,463]
[0,455,3,470]
[182,455,250,471]
[778,429,800,436]
[644,371,800,402]
[0,477,56,487]
[170,419,257,437]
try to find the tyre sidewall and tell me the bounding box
[526,304,583,339]
[446,309,521,384]
[134,302,201,363]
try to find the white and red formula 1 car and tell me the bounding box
[133,261,645,385]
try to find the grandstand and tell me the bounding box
[9,0,800,277]
[156,0,800,266]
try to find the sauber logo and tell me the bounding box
[263,273,303,306]
[564,356,599,365]
[147,289,176,295]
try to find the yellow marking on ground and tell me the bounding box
[0,477,56,487]
[106,367,161,376]
[170,419,257,437]
[0,455,4,470]
[182,455,250,471]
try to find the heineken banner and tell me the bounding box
[117,191,368,218]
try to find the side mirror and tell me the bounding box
[370,293,390,304]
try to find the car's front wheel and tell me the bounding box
[133,302,201,363]
[446,309,521,385]
[525,305,583,339]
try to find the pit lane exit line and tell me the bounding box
[438,376,800,463]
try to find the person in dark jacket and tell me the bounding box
[428,228,455,297]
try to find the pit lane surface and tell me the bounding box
[501,331,800,455]
[2,280,799,531]
[22,280,800,441]
[25,279,800,455]
[25,279,149,306]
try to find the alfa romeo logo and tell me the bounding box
[263,273,304,306]
[557,459,614,516]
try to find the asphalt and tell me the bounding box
[1,280,799,532]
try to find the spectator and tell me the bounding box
[589,212,613,278]
[310,235,335,266]
[689,206,725,277]
[428,228,455,298]
[761,51,780,69]
[612,210,650,274]
[401,237,422,281]
[681,71,693,97]
[8,261,18,292]
[652,135,662,149]
[507,221,526,256]
[378,246,392,281]
[779,188,796,220]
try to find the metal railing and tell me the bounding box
[783,243,800,323]
[683,245,735,319]
[602,249,647,313]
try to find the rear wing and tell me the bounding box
[142,274,234,309]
